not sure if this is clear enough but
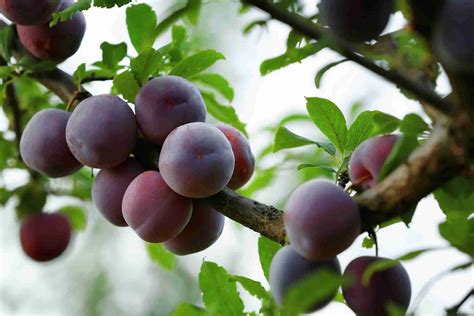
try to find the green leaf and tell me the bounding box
[0,25,14,61]
[14,182,47,220]
[72,63,87,87]
[171,303,208,316]
[113,71,140,103]
[59,206,87,231]
[0,66,13,79]
[231,275,269,300]
[434,177,474,215]
[258,236,282,281]
[146,243,176,271]
[362,236,375,249]
[260,41,327,76]
[170,50,225,79]
[192,73,234,102]
[274,126,337,155]
[185,0,202,25]
[346,110,400,152]
[94,0,131,8]
[154,1,199,39]
[238,168,276,197]
[243,20,267,35]
[130,49,163,85]
[50,0,92,26]
[378,135,418,181]
[282,270,349,314]
[297,164,337,173]
[314,59,347,88]
[126,4,157,53]
[306,97,347,155]
[199,261,244,316]
[399,113,430,136]
[201,92,247,137]
[101,42,127,70]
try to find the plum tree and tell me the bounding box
[343,256,412,316]
[269,245,341,313]
[320,0,393,42]
[16,0,86,63]
[216,124,255,190]
[92,158,145,227]
[433,0,474,74]
[0,0,61,25]
[20,109,82,177]
[284,180,360,261]
[349,135,398,190]
[122,171,193,243]
[159,122,235,198]
[164,200,225,255]
[66,94,137,169]
[135,76,207,145]
[20,213,71,262]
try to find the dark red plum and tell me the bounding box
[216,124,255,190]
[320,0,393,42]
[122,171,193,243]
[0,0,61,25]
[269,245,341,313]
[17,1,86,63]
[433,0,474,74]
[135,76,207,145]
[164,199,225,255]
[284,180,360,260]
[20,213,71,262]
[159,122,235,198]
[20,109,82,177]
[66,95,137,169]
[343,256,412,316]
[92,158,145,227]
[349,135,398,190]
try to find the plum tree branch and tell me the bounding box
[243,0,454,115]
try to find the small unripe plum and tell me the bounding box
[122,171,193,243]
[433,0,474,74]
[17,1,86,63]
[284,180,360,261]
[159,122,235,198]
[0,0,62,25]
[66,95,137,169]
[164,199,225,255]
[349,135,398,190]
[20,109,82,177]
[216,124,255,190]
[269,245,341,313]
[20,213,71,262]
[92,158,146,227]
[343,256,411,316]
[320,0,393,42]
[135,76,207,145]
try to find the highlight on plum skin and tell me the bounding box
[20,213,72,262]
[122,171,193,243]
[269,245,341,313]
[20,109,82,178]
[349,134,399,190]
[164,199,225,256]
[216,124,255,190]
[159,122,235,198]
[16,0,86,63]
[284,180,361,261]
[66,94,137,169]
[0,0,62,26]
[92,158,146,227]
[135,75,207,145]
[343,256,412,316]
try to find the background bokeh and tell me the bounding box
[1,1,472,315]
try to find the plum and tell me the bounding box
[159,122,235,198]
[216,124,255,190]
[66,94,137,169]
[135,76,207,145]
[20,109,82,177]
[343,256,411,316]
[122,171,193,243]
[284,180,361,260]
[0,0,62,26]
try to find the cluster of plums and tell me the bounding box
[269,135,412,315]
[0,0,86,63]
[18,74,255,261]
[320,0,474,75]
